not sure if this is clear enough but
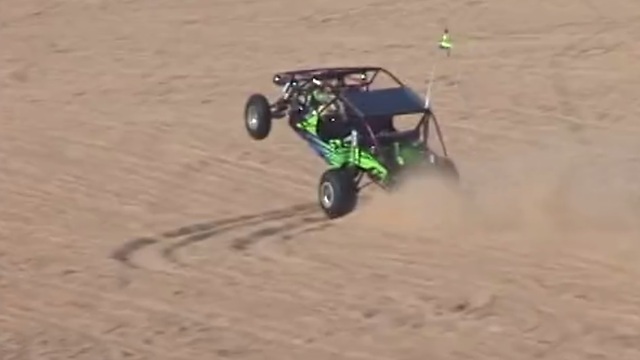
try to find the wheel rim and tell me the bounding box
[320,181,334,208]
[247,106,259,130]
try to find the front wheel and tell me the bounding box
[318,168,358,219]
[244,93,272,140]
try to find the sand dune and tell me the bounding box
[2,0,640,358]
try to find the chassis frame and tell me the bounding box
[244,65,459,217]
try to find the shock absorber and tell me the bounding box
[348,128,360,165]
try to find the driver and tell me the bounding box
[297,78,405,166]
[308,81,352,143]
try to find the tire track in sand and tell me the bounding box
[111,202,330,269]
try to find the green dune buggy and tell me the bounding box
[243,66,459,219]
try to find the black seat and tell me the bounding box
[316,114,351,143]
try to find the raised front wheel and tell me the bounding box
[244,93,272,140]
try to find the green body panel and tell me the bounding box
[298,111,320,135]
[397,142,426,165]
[295,98,427,183]
[327,144,390,180]
[296,111,389,178]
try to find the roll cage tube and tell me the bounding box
[314,96,449,158]
[272,66,408,91]
[270,67,449,157]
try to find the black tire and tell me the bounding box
[318,168,358,219]
[244,94,272,140]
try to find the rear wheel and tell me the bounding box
[244,94,272,140]
[318,168,358,219]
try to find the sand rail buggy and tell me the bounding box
[243,66,459,219]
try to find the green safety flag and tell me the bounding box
[438,29,452,56]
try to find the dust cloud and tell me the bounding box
[356,146,640,243]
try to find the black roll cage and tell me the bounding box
[270,66,449,157]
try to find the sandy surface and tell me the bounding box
[2,0,640,359]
